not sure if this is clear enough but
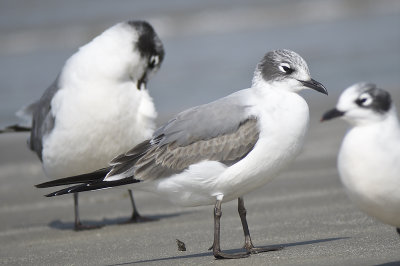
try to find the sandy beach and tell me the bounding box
[1,102,400,265]
[1,1,400,265]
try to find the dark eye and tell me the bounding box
[283,66,293,74]
[279,63,294,74]
[359,98,367,103]
[355,93,373,107]
[148,55,159,68]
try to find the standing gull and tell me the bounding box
[2,20,165,230]
[322,82,400,235]
[37,49,327,259]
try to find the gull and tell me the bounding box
[1,20,165,230]
[322,82,400,236]
[37,49,327,259]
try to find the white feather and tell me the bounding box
[338,107,400,227]
[41,22,157,178]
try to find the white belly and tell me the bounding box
[42,84,156,178]
[339,130,400,227]
[340,169,400,227]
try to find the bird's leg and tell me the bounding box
[238,197,283,253]
[238,197,255,251]
[121,189,156,224]
[211,196,250,259]
[396,227,400,236]
[73,193,102,231]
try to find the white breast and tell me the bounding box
[217,88,310,202]
[42,82,156,178]
[338,121,400,227]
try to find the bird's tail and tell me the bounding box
[35,167,140,197]
[1,102,36,133]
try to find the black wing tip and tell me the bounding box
[35,167,111,188]
[43,183,85,197]
[35,180,65,188]
[42,177,141,197]
[45,190,70,197]
[36,183,49,188]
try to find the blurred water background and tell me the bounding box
[0,0,399,126]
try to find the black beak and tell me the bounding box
[137,71,148,90]
[321,108,345,121]
[300,79,328,95]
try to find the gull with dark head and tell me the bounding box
[2,20,165,230]
[322,82,400,235]
[37,49,327,259]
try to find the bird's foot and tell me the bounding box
[209,242,282,258]
[245,244,284,254]
[209,244,250,259]
[213,250,250,259]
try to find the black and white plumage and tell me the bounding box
[322,82,400,236]
[37,49,327,259]
[2,20,165,230]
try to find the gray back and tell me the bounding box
[155,92,252,146]
[30,78,59,160]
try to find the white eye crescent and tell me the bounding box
[357,93,373,106]
[278,63,293,74]
[149,55,159,67]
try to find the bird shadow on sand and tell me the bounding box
[108,237,349,265]
[48,211,192,230]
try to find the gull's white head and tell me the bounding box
[61,20,165,90]
[322,82,393,126]
[252,49,327,95]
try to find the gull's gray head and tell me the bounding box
[252,49,327,95]
[322,82,393,125]
[62,20,164,90]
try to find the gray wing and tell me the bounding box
[133,118,259,180]
[30,77,60,160]
[108,94,259,181]
[155,93,252,146]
